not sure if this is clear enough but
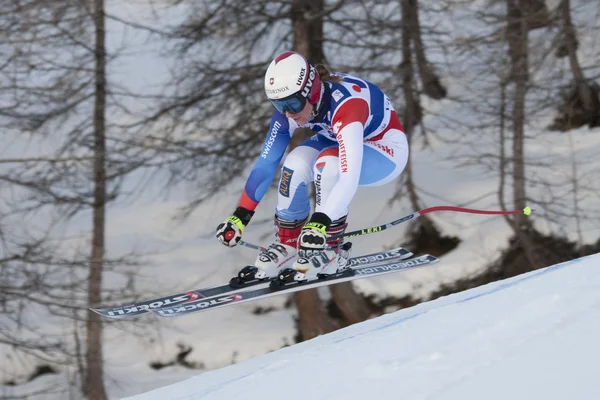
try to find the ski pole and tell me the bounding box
[239,240,267,252]
[237,206,532,251]
[331,205,533,241]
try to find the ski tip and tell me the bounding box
[523,206,532,216]
[90,307,110,318]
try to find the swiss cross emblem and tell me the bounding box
[269,77,274,85]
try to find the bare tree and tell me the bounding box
[505,0,530,229]
[523,0,551,30]
[503,0,540,267]
[406,0,447,100]
[289,0,337,339]
[0,0,152,397]
[392,0,459,257]
[291,0,371,335]
[551,0,600,130]
[124,1,289,219]
[435,0,600,272]
[85,0,108,398]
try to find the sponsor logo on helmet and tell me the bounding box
[266,86,291,96]
[296,67,306,86]
[269,77,274,85]
[301,65,316,98]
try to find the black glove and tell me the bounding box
[216,207,255,247]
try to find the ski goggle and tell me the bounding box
[269,92,307,114]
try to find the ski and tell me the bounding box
[154,254,439,318]
[92,246,413,319]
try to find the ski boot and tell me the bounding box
[229,216,305,288]
[272,215,354,289]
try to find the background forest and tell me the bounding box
[1,0,599,399]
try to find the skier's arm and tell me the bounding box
[316,98,369,221]
[238,113,292,212]
[217,113,292,247]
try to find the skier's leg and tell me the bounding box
[313,129,408,213]
[292,123,408,280]
[253,214,305,279]
[359,114,409,187]
[254,135,333,278]
[275,145,318,223]
[292,147,355,279]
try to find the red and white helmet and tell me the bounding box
[264,51,323,114]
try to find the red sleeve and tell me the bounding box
[239,190,259,211]
[332,98,369,134]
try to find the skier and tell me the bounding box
[216,51,409,282]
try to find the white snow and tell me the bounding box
[124,253,600,400]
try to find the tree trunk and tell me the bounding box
[293,290,335,341]
[289,0,333,341]
[399,0,445,254]
[561,0,596,113]
[328,283,370,324]
[506,0,529,227]
[401,0,418,209]
[407,0,447,99]
[86,0,108,398]
[290,0,371,334]
[524,0,551,30]
[292,0,326,63]
[506,0,537,268]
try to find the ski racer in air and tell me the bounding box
[216,51,409,283]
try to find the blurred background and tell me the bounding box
[1,0,599,399]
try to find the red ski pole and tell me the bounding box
[332,206,533,241]
[237,206,532,250]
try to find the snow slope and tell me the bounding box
[125,252,600,400]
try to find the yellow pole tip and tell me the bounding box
[523,206,532,216]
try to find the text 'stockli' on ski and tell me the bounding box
[92,246,413,319]
[154,254,439,318]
